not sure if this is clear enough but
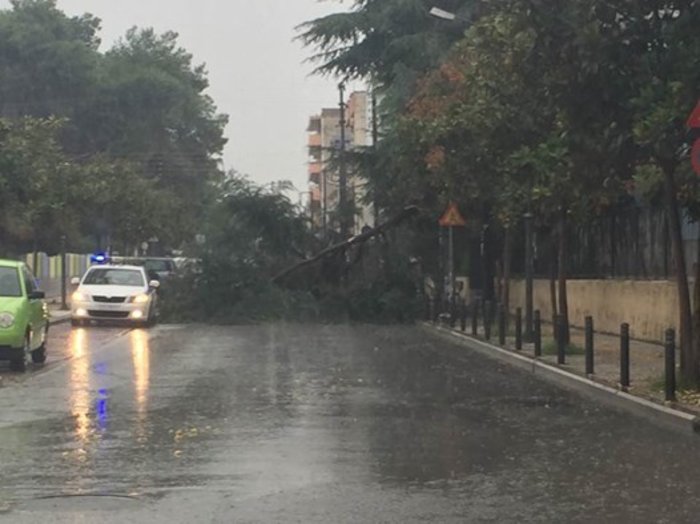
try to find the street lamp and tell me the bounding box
[429,7,457,21]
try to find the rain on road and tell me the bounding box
[1,322,700,523]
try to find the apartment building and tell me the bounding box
[306,90,373,236]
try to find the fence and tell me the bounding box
[23,253,90,299]
[505,204,700,280]
[427,296,680,403]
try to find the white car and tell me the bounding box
[71,265,159,327]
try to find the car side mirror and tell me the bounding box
[28,290,45,300]
[71,277,80,286]
[149,280,161,289]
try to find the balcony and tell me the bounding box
[308,133,322,160]
[309,162,322,184]
[307,116,321,133]
[308,133,322,147]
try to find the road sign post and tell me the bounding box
[439,202,467,300]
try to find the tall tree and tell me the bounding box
[0,0,100,120]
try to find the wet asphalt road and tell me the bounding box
[1,323,700,522]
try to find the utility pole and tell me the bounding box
[60,235,68,311]
[371,90,380,227]
[338,81,349,238]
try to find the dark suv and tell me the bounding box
[111,257,177,282]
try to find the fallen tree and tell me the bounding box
[272,205,420,284]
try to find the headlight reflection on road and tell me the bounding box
[130,329,151,445]
[68,328,92,454]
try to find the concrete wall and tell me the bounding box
[509,279,680,342]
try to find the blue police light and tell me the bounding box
[91,252,109,264]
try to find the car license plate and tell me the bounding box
[96,304,122,311]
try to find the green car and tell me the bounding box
[0,260,49,372]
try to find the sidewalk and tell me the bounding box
[441,315,700,416]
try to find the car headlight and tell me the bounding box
[0,312,15,329]
[131,294,150,304]
[72,291,88,302]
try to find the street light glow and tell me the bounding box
[429,7,457,21]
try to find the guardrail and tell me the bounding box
[426,296,680,404]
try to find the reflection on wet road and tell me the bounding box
[1,324,700,522]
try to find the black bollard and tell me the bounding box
[449,296,457,328]
[515,307,523,351]
[484,300,492,341]
[620,323,630,390]
[498,306,506,346]
[585,316,594,376]
[460,298,467,332]
[471,300,479,336]
[556,315,566,364]
[665,329,676,402]
[431,297,439,324]
[534,310,542,357]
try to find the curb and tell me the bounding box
[423,322,700,436]
[49,316,71,327]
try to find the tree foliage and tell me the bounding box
[300,0,700,374]
[0,0,228,255]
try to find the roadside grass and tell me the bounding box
[648,373,700,407]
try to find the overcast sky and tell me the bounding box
[2,0,362,192]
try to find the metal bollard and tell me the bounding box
[664,329,676,402]
[431,298,439,324]
[498,306,506,346]
[585,316,594,376]
[484,300,492,340]
[556,315,566,364]
[620,323,630,390]
[471,300,479,336]
[515,307,523,351]
[460,298,467,332]
[534,310,542,357]
[449,296,457,328]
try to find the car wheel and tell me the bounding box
[10,334,30,372]
[31,345,47,364]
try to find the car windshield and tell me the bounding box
[83,268,144,287]
[0,267,21,297]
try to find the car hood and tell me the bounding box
[0,296,24,313]
[78,285,145,297]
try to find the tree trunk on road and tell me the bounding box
[662,165,695,386]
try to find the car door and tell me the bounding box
[22,266,46,350]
